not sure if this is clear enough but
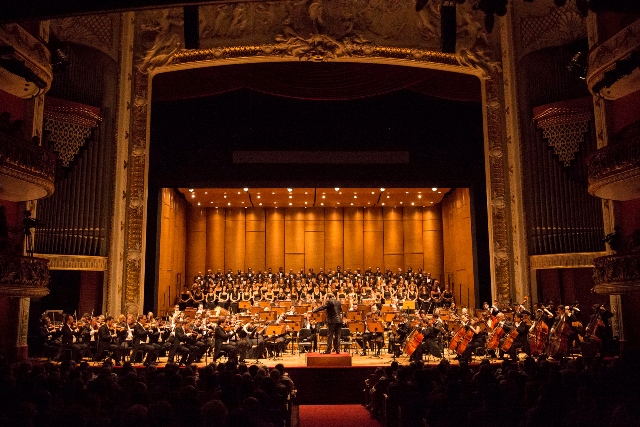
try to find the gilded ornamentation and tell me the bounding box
[0,132,56,199]
[587,122,640,199]
[534,106,593,167]
[519,1,585,60]
[136,9,183,74]
[530,252,606,269]
[0,255,50,298]
[593,253,640,294]
[44,105,102,167]
[34,254,108,271]
[50,14,119,61]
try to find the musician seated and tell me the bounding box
[506,313,530,360]
[38,317,60,361]
[97,316,123,365]
[214,316,238,363]
[459,318,484,362]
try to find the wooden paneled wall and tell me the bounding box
[184,206,444,285]
[442,188,477,309]
[157,188,187,315]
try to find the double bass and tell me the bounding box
[528,314,549,357]
[547,314,571,357]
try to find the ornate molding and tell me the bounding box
[0,24,53,98]
[587,18,640,100]
[533,98,593,167]
[518,1,586,60]
[587,121,640,201]
[50,14,120,61]
[44,97,102,167]
[0,255,50,299]
[0,132,56,201]
[530,252,606,270]
[34,254,108,271]
[593,252,640,294]
[484,70,511,305]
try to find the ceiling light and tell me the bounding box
[215,207,218,209]
[188,189,194,192]
[204,192,208,195]
[289,195,292,198]
[350,203,353,206]
[191,194,195,198]
[321,203,324,206]
[339,192,342,195]
[272,192,275,194]
[242,202,244,204]
[438,191,441,194]
[289,203,292,206]
[210,202,213,204]
[432,188,437,191]
[418,195,422,199]
[287,188,292,192]
[305,191,308,194]
[243,188,248,191]
[237,191,241,194]
[382,203,385,206]
[411,202,414,206]
[406,191,409,194]
[337,202,340,204]
[227,203,231,206]
[197,202,201,206]
[354,195,357,199]
[380,188,385,192]
[387,195,390,198]
[305,201,308,205]
[430,201,434,204]
[335,188,340,191]
[259,203,262,206]
[224,195,227,198]
[372,191,375,194]
[322,195,326,199]
[400,202,403,204]
[257,195,261,199]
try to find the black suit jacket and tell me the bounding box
[313,298,342,324]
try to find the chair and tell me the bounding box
[340,328,353,354]
[297,328,313,354]
[317,328,328,352]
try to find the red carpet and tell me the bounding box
[299,405,382,427]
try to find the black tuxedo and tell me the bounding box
[97,324,122,363]
[214,325,238,362]
[313,298,342,353]
[130,322,158,364]
[60,323,88,362]
[168,325,190,364]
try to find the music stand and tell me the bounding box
[294,305,310,314]
[402,300,416,313]
[266,324,286,360]
[238,301,251,312]
[347,311,364,321]
[383,312,396,323]
[366,321,384,358]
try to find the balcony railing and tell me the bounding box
[592,252,640,294]
[0,132,56,201]
[0,254,50,298]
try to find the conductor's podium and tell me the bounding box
[305,352,352,367]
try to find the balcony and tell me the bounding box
[0,255,50,298]
[593,252,640,294]
[587,123,640,201]
[0,132,56,201]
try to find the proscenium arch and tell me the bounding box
[121,46,511,315]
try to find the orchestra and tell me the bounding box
[36,266,614,365]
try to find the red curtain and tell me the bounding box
[152,62,481,103]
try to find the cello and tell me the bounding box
[486,325,505,350]
[403,327,424,356]
[449,318,476,355]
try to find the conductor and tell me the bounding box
[312,293,342,354]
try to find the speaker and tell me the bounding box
[184,6,199,50]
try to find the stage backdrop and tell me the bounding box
[157,188,477,315]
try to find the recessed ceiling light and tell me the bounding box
[289,203,292,206]
[337,202,340,204]
[411,202,414,206]
[237,191,241,194]
[305,201,308,204]
[438,191,441,194]
[244,188,248,191]
[322,195,325,199]
[339,192,342,195]
[382,203,385,206]
[274,202,277,204]
[215,207,218,209]
[305,191,308,194]
[272,192,275,194]
[242,202,244,204]
[354,195,357,199]
[430,201,434,204]
[204,192,208,195]
[257,195,260,199]
[227,202,231,206]
[432,188,437,191]
[372,191,375,194]
[191,194,195,198]
[387,195,390,198]
[287,188,292,192]
[335,188,340,191]
[400,202,403,204]
[321,203,324,206]
[289,195,292,199]
[259,203,262,206]
[188,189,194,192]
[350,203,353,206]
[418,195,422,199]
[197,202,201,206]
[380,188,385,192]
[406,191,409,194]
[210,201,213,204]
[224,195,227,198]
